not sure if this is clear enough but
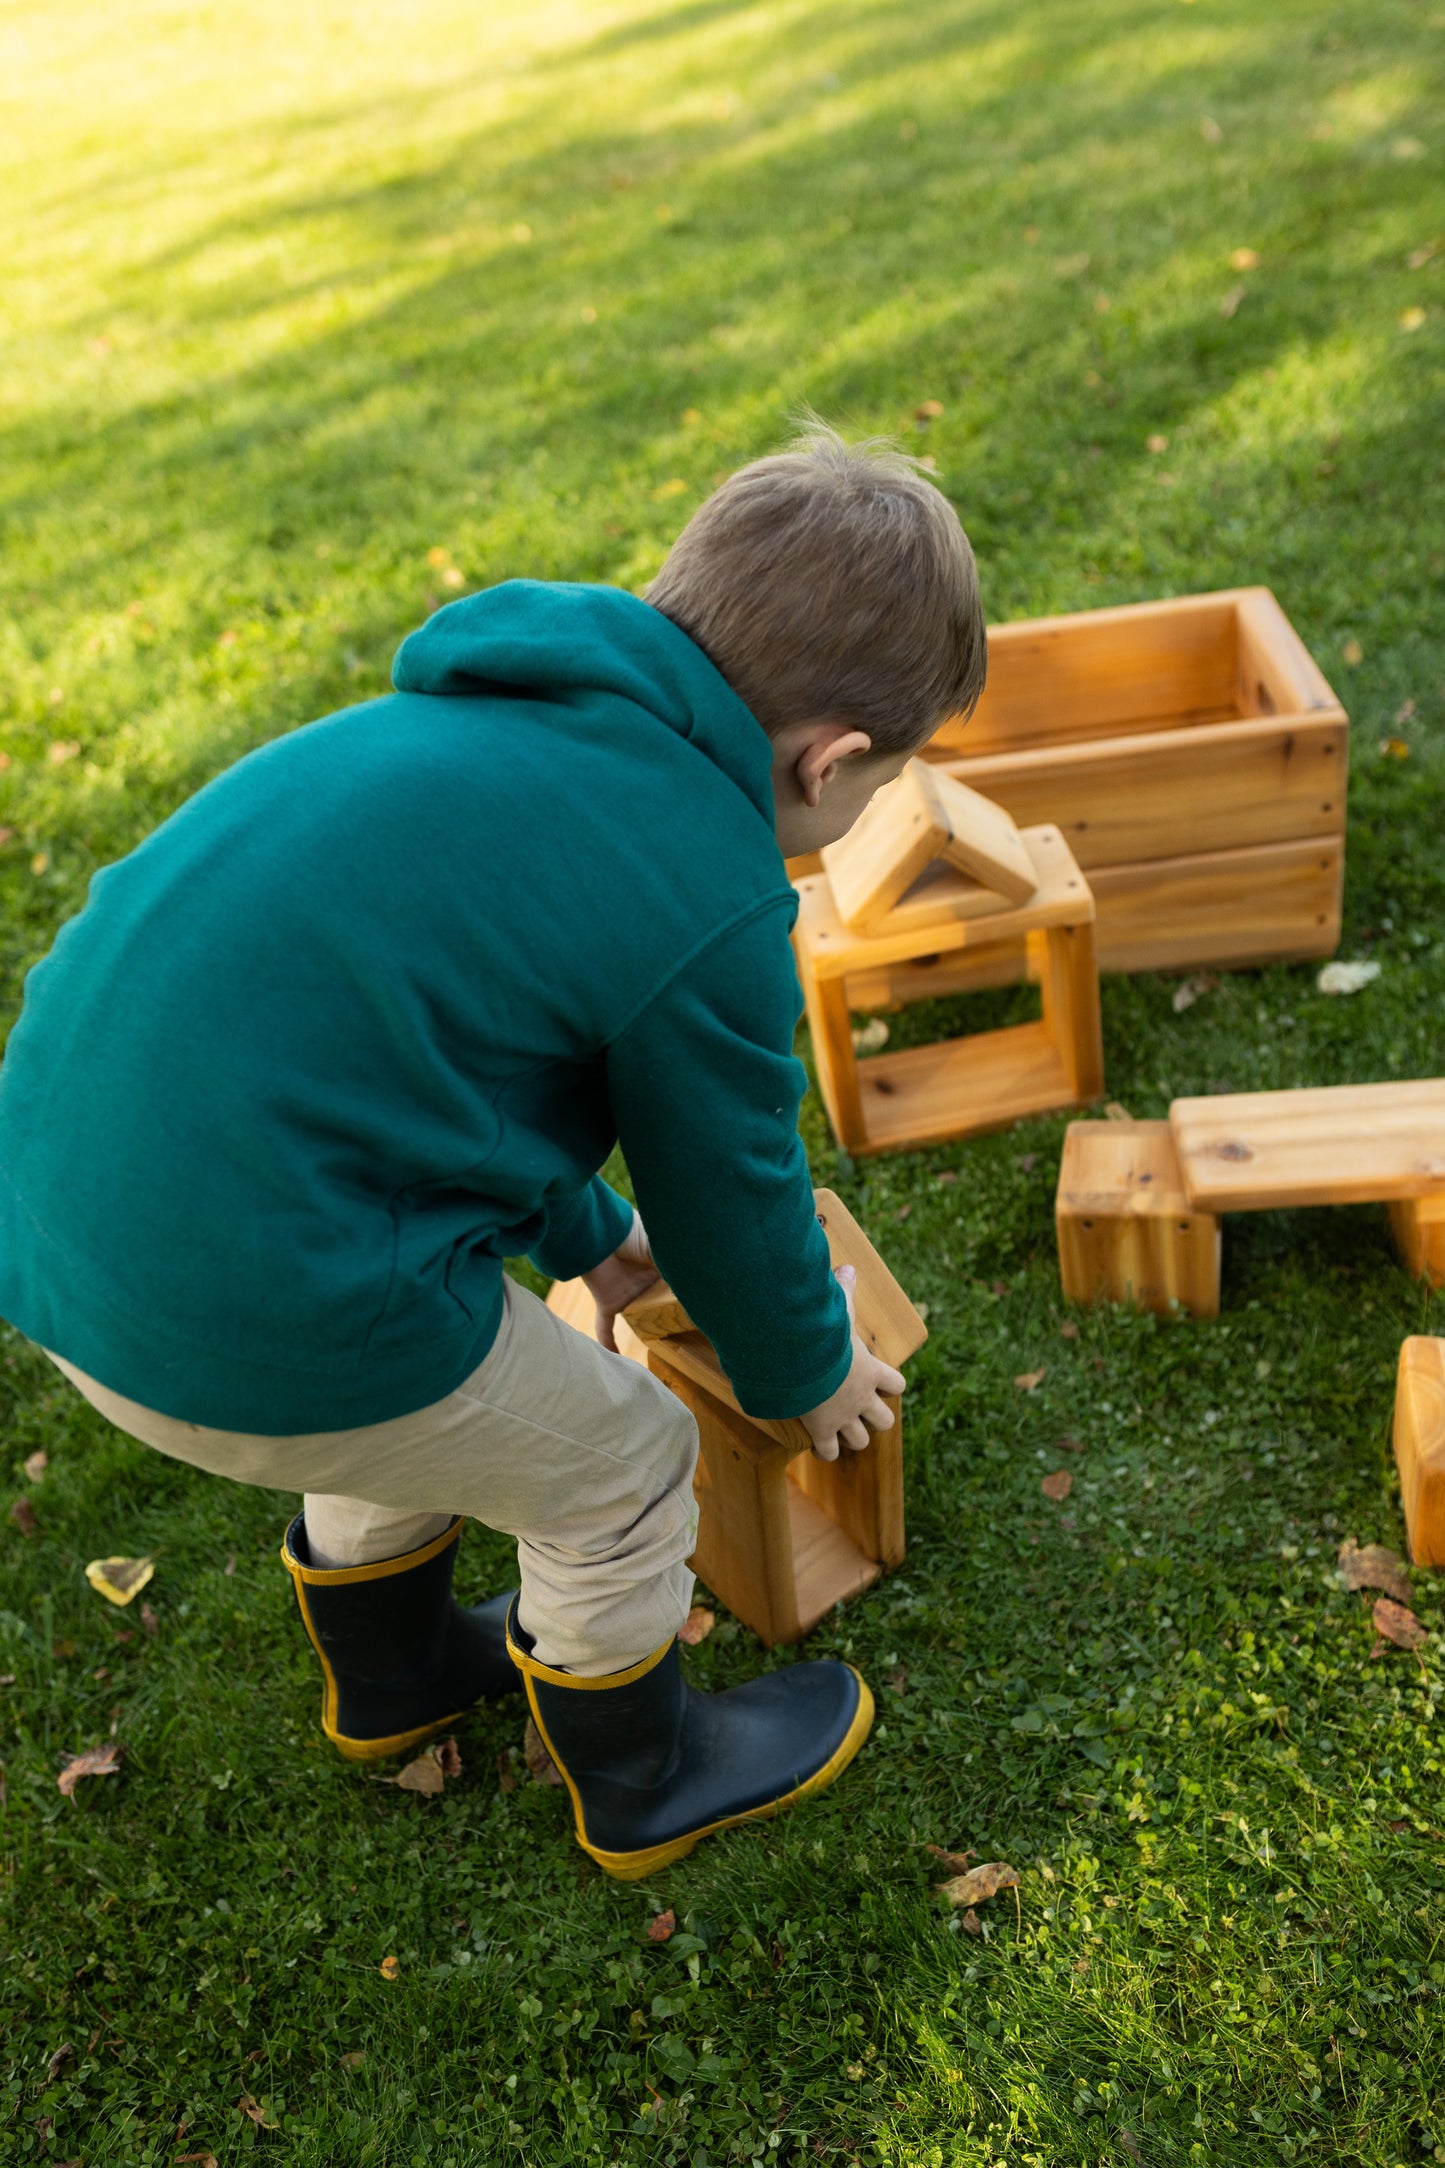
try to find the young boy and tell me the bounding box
[0,424,986,1880]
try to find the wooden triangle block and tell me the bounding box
[821,760,1036,933]
[621,1188,928,1456]
[927,765,1038,905]
[820,762,949,933]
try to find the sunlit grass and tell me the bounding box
[2,0,1444,2161]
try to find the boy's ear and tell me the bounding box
[796,725,873,808]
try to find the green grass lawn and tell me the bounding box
[3,0,1445,2161]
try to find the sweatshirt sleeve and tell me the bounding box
[604,899,852,1418]
[528,1173,636,1282]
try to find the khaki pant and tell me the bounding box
[49,1276,699,1675]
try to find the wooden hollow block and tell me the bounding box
[1389,1194,1445,1289]
[651,1351,904,1645]
[620,1188,928,1453]
[1170,1079,1445,1213]
[1393,1337,1445,1568]
[548,1189,924,1641]
[796,826,1103,1156]
[928,764,1038,903]
[820,761,955,933]
[1056,1120,1221,1317]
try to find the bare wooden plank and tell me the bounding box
[621,1279,692,1342]
[1171,1080,1445,1211]
[931,711,1345,870]
[1086,837,1343,973]
[925,765,1037,903]
[1234,588,1346,720]
[854,1021,1078,1155]
[1393,1336,1445,1568]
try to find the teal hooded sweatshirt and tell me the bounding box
[0,582,852,1434]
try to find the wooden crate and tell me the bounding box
[790,588,1348,1002]
[1056,1120,1221,1317]
[546,1190,928,1644]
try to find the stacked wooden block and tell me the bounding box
[546,1191,928,1645]
[793,760,1104,1155]
[1056,1081,1445,1561]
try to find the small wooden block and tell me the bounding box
[1170,1080,1445,1213]
[1056,1119,1221,1317]
[1389,1194,1445,1289]
[1393,1336,1445,1567]
[927,764,1038,904]
[821,762,952,934]
[544,1273,650,1364]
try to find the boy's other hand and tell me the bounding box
[801,1264,907,1461]
[582,1213,660,1352]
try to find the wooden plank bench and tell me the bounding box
[1057,1085,1445,1319]
[546,1190,927,1645]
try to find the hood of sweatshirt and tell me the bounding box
[392,578,776,828]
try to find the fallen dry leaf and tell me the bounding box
[425,545,451,569]
[1104,1101,1133,1123]
[960,1908,983,1935]
[1395,697,1418,724]
[652,477,688,500]
[84,1556,155,1607]
[886,1665,909,1695]
[1145,433,1169,454]
[1229,246,1260,270]
[524,1715,562,1786]
[1373,1597,1427,1651]
[238,2094,278,2128]
[139,1601,159,1636]
[915,399,944,420]
[1399,306,1427,333]
[1342,638,1364,666]
[1408,239,1442,269]
[176,2154,218,2166]
[926,1844,976,1873]
[1219,283,1247,320]
[30,853,49,877]
[0,1674,15,1687]
[646,1909,677,1943]
[496,1749,518,1794]
[1060,1322,1080,1340]
[46,2043,74,2079]
[1055,1434,1087,1454]
[678,1605,715,1646]
[1200,114,1223,143]
[57,1740,124,1797]
[340,2050,365,2071]
[1379,735,1411,759]
[1041,1470,1074,1502]
[23,1450,47,1483]
[393,1747,446,1796]
[894,1202,913,1221]
[437,1736,462,1779]
[224,1553,237,1575]
[10,1497,38,1537]
[1014,1368,1045,1393]
[936,1861,1020,1908]
[378,1955,400,1980]
[1172,972,1218,1014]
[1317,959,1380,996]
[1338,1539,1411,1605]
[851,1016,889,1055]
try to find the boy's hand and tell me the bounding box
[582,1213,660,1353]
[800,1265,907,1461]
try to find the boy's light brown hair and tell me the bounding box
[647,418,987,757]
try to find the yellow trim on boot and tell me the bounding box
[280,1515,460,1586]
[280,1517,470,1761]
[503,1622,673,1694]
[513,1648,876,1882]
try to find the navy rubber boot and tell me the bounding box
[281,1513,518,1759]
[505,1596,873,1878]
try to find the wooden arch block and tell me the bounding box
[820,760,1036,936]
[1394,1337,1445,1567]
